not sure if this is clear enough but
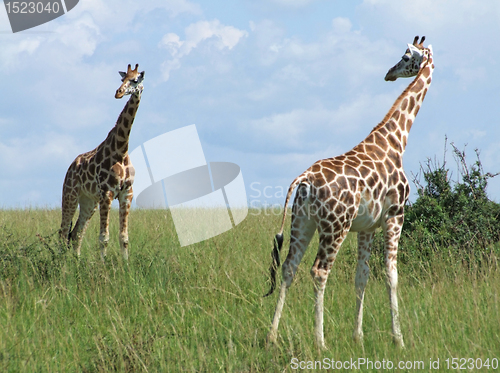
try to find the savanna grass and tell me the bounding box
[0,208,499,372]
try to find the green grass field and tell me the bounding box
[0,209,499,372]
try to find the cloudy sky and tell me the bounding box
[1,0,499,209]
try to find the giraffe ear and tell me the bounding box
[137,71,145,83]
[119,71,127,78]
[407,43,423,57]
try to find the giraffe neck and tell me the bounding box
[108,90,142,159]
[369,49,434,154]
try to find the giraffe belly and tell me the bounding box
[349,199,383,232]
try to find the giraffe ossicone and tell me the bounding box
[265,36,434,349]
[59,64,145,260]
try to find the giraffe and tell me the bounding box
[264,36,434,349]
[59,64,145,260]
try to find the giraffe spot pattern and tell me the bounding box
[267,45,434,348]
[60,81,143,259]
[410,78,424,93]
[408,96,416,113]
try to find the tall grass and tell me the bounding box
[0,208,499,372]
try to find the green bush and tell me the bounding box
[401,140,500,270]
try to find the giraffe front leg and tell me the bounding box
[353,231,375,344]
[118,187,133,261]
[99,191,113,260]
[384,214,405,348]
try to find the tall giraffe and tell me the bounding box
[59,64,145,260]
[265,36,434,349]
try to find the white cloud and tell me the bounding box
[0,132,80,174]
[0,11,100,71]
[360,0,497,29]
[160,33,184,56]
[248,20,286,65]
[248,16,395,90]
[466,129,487,140]
[67,0,202,31]
[243,91,395,153]
[54,13,100,58]
[331,17,352,34]
[159,20,248,80]
[275,64,310,83]
[247,82,280,101]
[0,37,41,69]
[269,0,317,8]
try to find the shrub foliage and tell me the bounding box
[401,140,500,268]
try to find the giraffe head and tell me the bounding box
[384,36,427,82]
[115,64,145,99]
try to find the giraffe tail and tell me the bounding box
[263,233,284,297]
[263,174,308,297]
[68,221,73,241]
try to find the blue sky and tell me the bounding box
[1,0,500,208]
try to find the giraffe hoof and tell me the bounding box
[393,337,405,349]
[314,335,327,350]
[266,331,278,347]
[315,341,327,351]
[353,331,364,344]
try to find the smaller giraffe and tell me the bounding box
[264,37,434,349]
[59,64,145,260]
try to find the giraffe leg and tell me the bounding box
[352,231,375,343]
[384,213,405,348]
[99,191,114,260]
[310,224,349,349]
[70,196,98,256]
[60,189,78,246]
[267,198,316,345]
[60,166,80,246]
[118,186,133,261]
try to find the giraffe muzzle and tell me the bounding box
[115,89,125,99]
[384,69,397,81]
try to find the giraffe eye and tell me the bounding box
[402,55,410,62]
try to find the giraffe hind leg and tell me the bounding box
[60,189,78,246]
[71,196,98,256]
[311,222,350,350]
[267,193,316,345]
